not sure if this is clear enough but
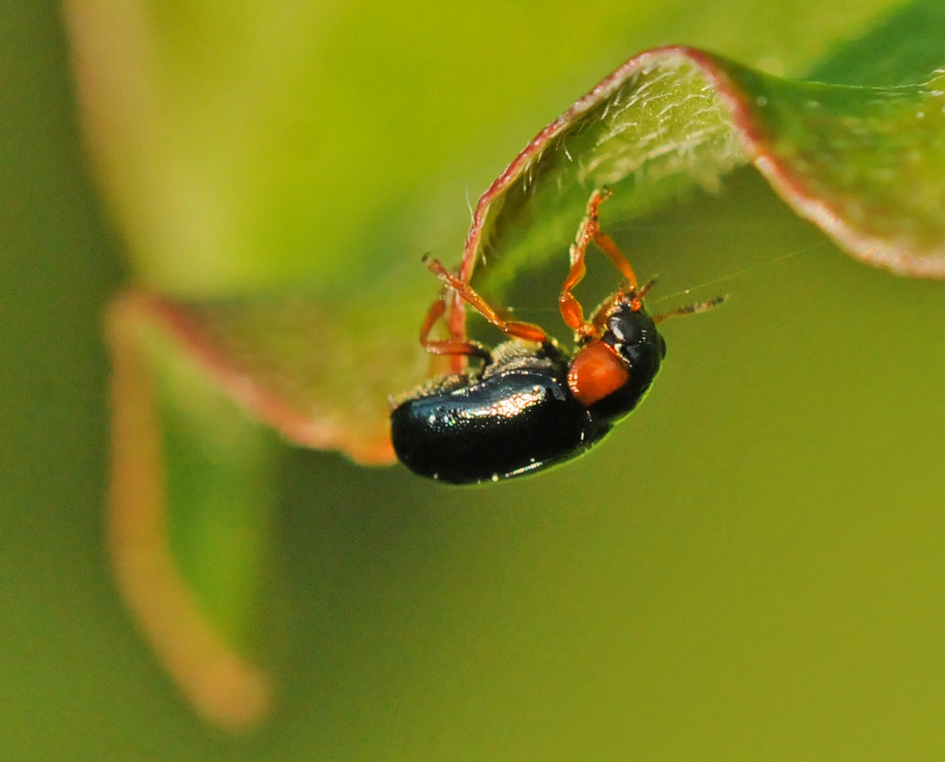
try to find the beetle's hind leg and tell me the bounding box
[423,256,550,346]
[419,287,492,361]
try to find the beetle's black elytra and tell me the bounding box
[391,300,665,484]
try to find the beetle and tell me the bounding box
[389,189,723,484]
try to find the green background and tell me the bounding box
[4,1,945,760]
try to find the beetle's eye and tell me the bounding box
[608,312,641,345]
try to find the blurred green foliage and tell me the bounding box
[5,1,945,760]
[76,0,900,296]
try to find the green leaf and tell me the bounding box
[464,41,945,306]
[720,60,945,276]
[807,0,945,86]
[115,288,427,464]
[107,294,277,730]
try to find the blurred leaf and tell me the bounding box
[107,293,276,730]
[808,0,945,85]
[116,289,425,464]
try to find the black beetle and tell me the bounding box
[390,189,722,484]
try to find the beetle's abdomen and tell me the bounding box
[391,370,611,484]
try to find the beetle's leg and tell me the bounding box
[587,192,639,292]
[419,287,491,360]
[653,295,727,323]
[559,190,604,334]
[560,188,641,337]
[424,256,549,344]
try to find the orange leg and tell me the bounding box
[559,188,640,337]
[419,288,490,360]
[423,256,549,345]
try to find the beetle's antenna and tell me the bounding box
[653,295,727,323]
[634,277,658,300]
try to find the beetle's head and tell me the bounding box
[566,292,666,421]
[602,296,666,372]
